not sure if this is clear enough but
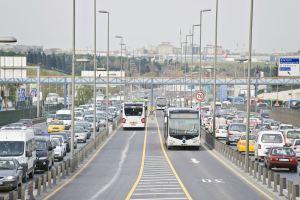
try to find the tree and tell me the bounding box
[75,85,93,106]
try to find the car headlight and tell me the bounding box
[4,176,16,181]
[39,157,48,160]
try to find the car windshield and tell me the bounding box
[261,134,283,143]
[295,140,300,146]
[287,130,300,139]
[84,117,93,122]
[75,127,85,132]
[36,140,47,150]
[0,141,24,156]
[49,121,64,125]
[75,112,83,117]
[0,160,16,170]
[229,124,246,132]
[52,139,61,147]
[56,114,71,120]
[271,148,294,156]
[219,125,227,130]
[281,125,293,130]
[240,135,256,140]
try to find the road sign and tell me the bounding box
[196,91,205,102]
[18,88,26,101]
[278,57,300,77]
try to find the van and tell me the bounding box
[0,128,36,180]
[254,131,285,161]
[122,102,146,130]
[56,109,71,129]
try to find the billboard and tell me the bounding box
[278,57,300,77]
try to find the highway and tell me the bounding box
[42,111,278,200]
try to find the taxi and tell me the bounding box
[237,134,256,153]
[48,120,65,133]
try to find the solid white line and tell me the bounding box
[88,131,137,200]
[132,192,185,196]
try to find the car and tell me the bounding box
[51,138,64,161]
[74,125,91,139]
[18,119,33,128]
[226,123,246,145]
[254,131,285,161]
[281,129,300,147]
[278,124,294,132]
[46,114,56,124]
[50,135,67,156]
[237,134,255,154]
[215,124,228,139]
[74,126,88,143]
[260,110,270,119]
[0,158,23,191]
[52,132,72,152]
[291,139,300,159]
[35,136,54,171]
[48,120,65,133]
[1,123,26,130]
[264,147,298,173]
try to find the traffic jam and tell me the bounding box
[0,101,122,192]
[201,101,300,173]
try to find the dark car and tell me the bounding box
[0,158,23,191]
[18,119,33,127]
[264,147,298,173]
[35,136,54,171]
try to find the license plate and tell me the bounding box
[278,158,289,162]
[130,122,136,126]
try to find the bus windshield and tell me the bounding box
[169,113,199,135]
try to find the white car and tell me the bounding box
[278,124,294,132]
[50,135,67,156]
[254,131,285,161]
[291,139,300,159]
[51,138,64,161]
[282,129,300,146]
[215,124,228,139]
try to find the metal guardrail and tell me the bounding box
[0,116,121,200]
[202,129,300,200]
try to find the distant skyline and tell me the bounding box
[0,0,299,53]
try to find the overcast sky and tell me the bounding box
[0,0,299,53]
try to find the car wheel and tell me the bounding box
[22,173,28,183]
[226,141,230,145]
[290,167,297,173]
[28,169,34,179]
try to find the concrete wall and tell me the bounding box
[270,108,300,126]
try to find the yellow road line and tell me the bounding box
[43,125,121,200]
[154,112,193,200]
[202,144,274,200]
[125,120,148,200]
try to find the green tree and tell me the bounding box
[75,85,93,106]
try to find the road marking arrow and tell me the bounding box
[191,158,200,164]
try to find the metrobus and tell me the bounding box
[164,108,200,150]
[156,97,167,110]
[122,102,146,130]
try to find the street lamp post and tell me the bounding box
[245,0,255,173]
[115,36,124,102]
[92,0,97,143]
[184,34,192,107]
[99,10,110,131]
[199,9,211,109]
[71,0,76,162]
[191,24,200,108]
[212,0,219,144]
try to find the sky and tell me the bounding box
[0,0,299,53]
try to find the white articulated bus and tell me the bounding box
[122,102,146,130]
[164,108,200,150]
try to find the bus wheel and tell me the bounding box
[195,146,200,151]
